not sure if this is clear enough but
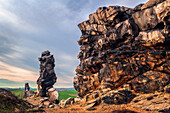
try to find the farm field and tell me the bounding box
[58,90,78,101]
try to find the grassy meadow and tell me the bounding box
[10,89,78,101]
[58,90,78,101]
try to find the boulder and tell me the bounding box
[58,97,75,108]
[48,88,59,104]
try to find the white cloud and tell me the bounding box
[0,61,38,82]
[0,0,38,33]
[57,53,75,61]
[0,0,148,88]
[0,61,73,85]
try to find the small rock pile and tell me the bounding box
[74,0,170,97]
[36,50,59,104]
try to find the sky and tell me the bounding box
[0,0,148,88]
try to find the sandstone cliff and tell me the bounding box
[74,0,169,97]
[72,1,170,112]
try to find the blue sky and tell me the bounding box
[0,0,148,88]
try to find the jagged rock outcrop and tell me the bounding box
[24,83,32,98]
[37,50,57,97]
[74,0,170,98]
[36,50,59,106]
[72,1,170,112]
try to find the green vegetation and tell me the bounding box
[11,89,25,99]
[10,89,78,101]
[0,100,13,113]
[0,89,78,112]
[0,89,30,113]
[58,90,78,101]
[11,89,36,99]
[0,102,15,113]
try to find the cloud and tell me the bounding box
[0,79,73,88]
[0,61,38,82]
[0,79,36,88]
[0,1,38,33]
[0,0,147,88]
[0,61,73,85]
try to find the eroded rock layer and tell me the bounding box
[37,50,57,97]
[24,83,32,98]
[74,0,170,97]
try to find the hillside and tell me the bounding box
[0,88,31,112]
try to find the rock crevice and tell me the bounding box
[74,0,170,97]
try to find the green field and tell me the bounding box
[11,89,35,99]
[58,90,78,101]
[11,89,78,101]
[11,89,25,99]
[0,89,30,113]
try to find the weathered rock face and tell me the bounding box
[24,83,32,98]
[25,83,30,92]
[130,93,170,112]
[37,50,57,97]
[74,0,170,97]
[48,88,59,104]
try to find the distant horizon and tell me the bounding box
[0,87,75,89]
[0,0,148,88]
[0,78,73,88]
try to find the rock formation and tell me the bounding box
[48,88,59,104]
[37,50,57,97]
[22,0,170,112]
[25,83,30,92]
[72,1,170,112]
[74,0,169,97]
[24,83,32,98]
[130,93,170,112]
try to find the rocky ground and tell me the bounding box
[1,0,170,113]
[0,88,169,113]
[40,104,156,113]
[24,91,169,113]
